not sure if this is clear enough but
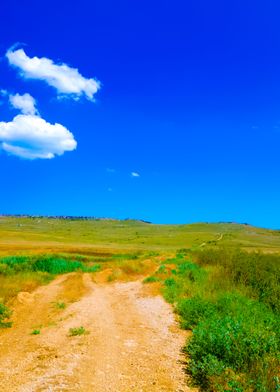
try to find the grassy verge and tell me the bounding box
[145,249,280,391]
[0,255,101,327]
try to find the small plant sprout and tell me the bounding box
[69,326,88,336]
[31,329,40,335]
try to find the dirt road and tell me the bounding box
[0,273,192,391]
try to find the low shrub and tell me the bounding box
[0,303,12,328]
[187,302,279,391]
[176,296,215,329]
[163,250,280,391]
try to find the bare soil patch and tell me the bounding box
[0,273,194,391]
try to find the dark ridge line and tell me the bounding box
[0,214,152,224]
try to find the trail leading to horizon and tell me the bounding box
[0,273,193,391]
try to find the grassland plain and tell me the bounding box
[1,216,280,256]
[0,216,280,391]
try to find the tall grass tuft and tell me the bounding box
[0,302,12,328]
[0,255,101,275]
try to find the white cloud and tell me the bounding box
[6,48,100,101]
[0,89,8,97]
[131,172,140,177]
[0,114,77,159]
[0,90,8,105]
[9,93,37,115]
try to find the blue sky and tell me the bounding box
[1,0,280,227]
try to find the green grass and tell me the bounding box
[193,248,280,312]
[0,255,101,320]
[143,275,160,283]
[54,301,66,310]
[0,255,101,275]
[31,329,40,335]
[2,216,280,254]
[0,303,12,328]
[1,217,280,390]
[155,250,280,391]
[69,326,88,336]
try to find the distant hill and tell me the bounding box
[1,215,280,256]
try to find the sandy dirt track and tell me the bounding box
[0,273,193,391]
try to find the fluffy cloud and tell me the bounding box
[0,114,77,159]
[131,172,140,177]
[9,93,37,115]
[6,48,100,100]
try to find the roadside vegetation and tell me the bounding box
[0,255,101,326]
[145,248,280,391]
[1,217,279,391]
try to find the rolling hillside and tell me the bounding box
[0,216,280,256]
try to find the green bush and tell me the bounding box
[187,305,279,391]
[177,261,207,283]
[0,303,12,328]
[163,250,280,391]
[176,296,215,329]
[163,277,181,303]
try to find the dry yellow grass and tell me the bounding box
[59,273,89,303]
[0,272,51,304]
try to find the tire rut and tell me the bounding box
[0,273,193,392]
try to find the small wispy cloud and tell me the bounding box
[9,93,38,115]
[0,89,8,106]
[131,172,140,177]
[6,47,100,101]
[106,168,116,173]
[0,89,8,97]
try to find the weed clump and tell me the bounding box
[54,301,66,310]
[143,276,160,283]
[31,329,40,335]
[69,326,88,336]
[0,303,12,328]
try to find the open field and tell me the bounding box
[0,216,279,391]
[1,216,280,256]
